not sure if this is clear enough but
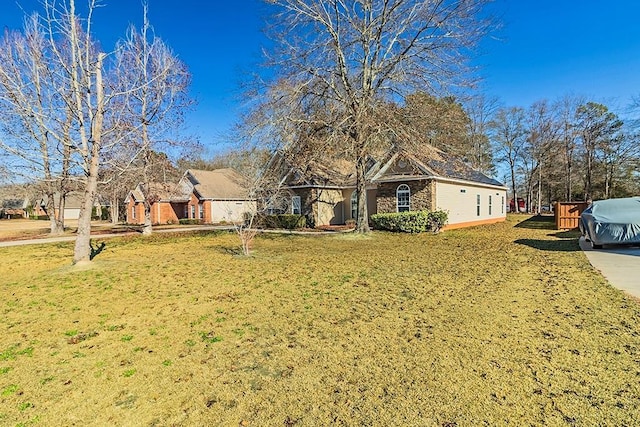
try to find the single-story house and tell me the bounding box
[125,168,256,225]
[278,145,508,230]
[0,198,30,219]
[124,182,179,225]
[34,192,107,220]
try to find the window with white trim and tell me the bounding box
[397,184,410,212]
[476,194,481,216]
[199,203,204,220]
[184,205,188,218]
[350,191,358,219]
[291,195,301,215]
[190,204,196,219]
[131,205,136,220]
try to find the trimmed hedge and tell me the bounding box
[262,214,306,230]
[370,210,448,233]
[179,219,202,225]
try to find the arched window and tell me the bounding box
[396,184,410,212]
[350,191,358,220]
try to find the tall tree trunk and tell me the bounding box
[355,154,370,233]
[142,200,152,235]
[56,193,66,231]
[73,167,99,264]
[537,164,542,213]
[567,160,572,202]
[73,53,105,264]
[510,162,517,213]
[46,190,64,234]
[110,191,119,224]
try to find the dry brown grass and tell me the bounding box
[0,216,639,426]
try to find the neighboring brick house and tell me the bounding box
[124,169,255,225]
[277,145,508,230]
[0,198,30,219]
[124,182,178,225]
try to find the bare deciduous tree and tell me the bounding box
[464,94,499,175]
[490,107,527,211]
[0,14,71,234]
[261,0,495,232]
[553,95,583,202]
[524,100,558,213]
[109,7,192,235]
[0,0,191,264]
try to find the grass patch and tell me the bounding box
[0,345,33,361]
[0,218,639,425]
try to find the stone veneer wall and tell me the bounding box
[290,188,316,225]
[376,180,435,213]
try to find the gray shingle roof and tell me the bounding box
[281,144,504,188]
[181,169,251,200]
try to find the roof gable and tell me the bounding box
[180,169,251,200]
[373,146,504,188]
[272,143,505,190]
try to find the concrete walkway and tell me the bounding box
[579,236,640,299]
[0,225,347,248]
[0,225,233,248]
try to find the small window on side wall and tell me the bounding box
[350,191,358,219]
[291,195,301,215]
[397,184,410,212]
[476,194,481,216]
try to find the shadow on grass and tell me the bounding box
[212,245,243,256]
[89,241,106,260]
[514,215,556,230]
[549,230,582,239]
[515,238,580,252]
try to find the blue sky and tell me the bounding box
[3,0,640,154]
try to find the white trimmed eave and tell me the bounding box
[372,174,435,183]
[372,174,507,191]
[433,176,508,191]
[201,197,256,202]
[284,184,349,190]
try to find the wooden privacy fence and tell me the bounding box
[554,202,589,230]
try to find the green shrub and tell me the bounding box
[262,214,306,230]
[179,219,202,225]
[32,215,49,221]
[370,210,448,233]
[427,210,448,232]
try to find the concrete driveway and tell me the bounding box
[579,236,640,299]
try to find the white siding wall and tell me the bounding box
[210,200,256,223]
[435,181,507,226]
[64,208,81,220]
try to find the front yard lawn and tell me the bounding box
[0,215,638,425]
